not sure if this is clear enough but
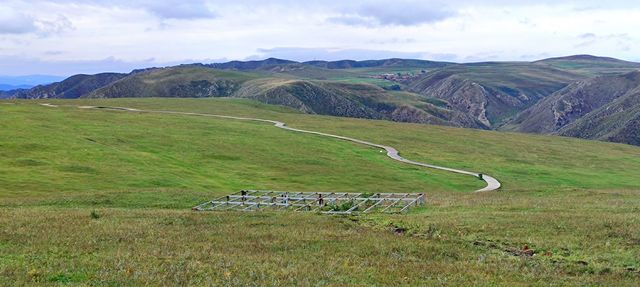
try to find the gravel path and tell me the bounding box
[41,103,501,192]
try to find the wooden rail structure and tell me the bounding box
[193,190,426,215]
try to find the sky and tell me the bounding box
[0,0,639,76]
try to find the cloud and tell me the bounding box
[579,33,596,39]
[35,15,74,36]
[0,56,160,76]
[143,1,216,19]
[50,0,217,20]
[0,55,230,76]
[1,0,639,75]
[0,7,38,34]
[358,1,454,25]
[575,33,631,48]
[0,6,73,36]
[367,38,417,45]
[44,50,66,56]
[327,15,375,27]
[329,0,455,27]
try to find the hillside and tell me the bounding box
[303,58,452,69]
[5,55,640,145]
[204,57,297,70]
[406,63,584,128]
[1,98,640,285]
[0,74,66,89]
[505,71,640,137]
[234,78,485,127]
[559,83,640,145]
[405,56,640,130]
[201,57,452,70]
[0,84,32,91]
[9,73,127,99]
[534,54,640,75]
[88,67,483,127]
[88,67,257,98]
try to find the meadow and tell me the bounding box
[1,98,639,286]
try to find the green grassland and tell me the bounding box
[1,98,639,286]
[535,57,640,76]
[244,64,429,89]
[0,100,480,208]
[418,62,582,96]
[326,76,398,88]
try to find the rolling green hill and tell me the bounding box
[7,73,126,99]
[234,78,485,127]
[1,98,639,285]
[534,54,640,75]
[5,55,640,145]
[88,66,260,98]
[303,58,452,69]
[84,66,483,128]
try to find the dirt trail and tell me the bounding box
[40,103,501,192]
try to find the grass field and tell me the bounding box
[1,98,639,286]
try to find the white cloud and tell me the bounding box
[0,7,38,34]
[142,0,216,19]
[0,55,207,76]
[328,0,455,27]
[0,6,73,36]
[34,14,74,36]
[0,0,639,75]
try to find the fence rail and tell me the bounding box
[194,190,426,214]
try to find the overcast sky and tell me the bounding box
[0,0,639,76]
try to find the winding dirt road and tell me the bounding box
[40,103,501,192]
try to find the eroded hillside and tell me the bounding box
[5,55,640,145]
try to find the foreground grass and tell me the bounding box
[2,190,638,286]
[1,98,639,285]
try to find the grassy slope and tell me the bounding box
[83,67,465,129]
[534,56,640,76]
[1,98,639,286]
[1,102,479,208]
[406,62,586,128]
[87,67,266,98]
[67,98,640,192]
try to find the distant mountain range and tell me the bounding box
[0,75,66,91]
[0,84,32,91]
[5,73,126,99]
[2,55,639,146]
[202,58,452,70]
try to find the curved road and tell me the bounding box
[40,103,501,192]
